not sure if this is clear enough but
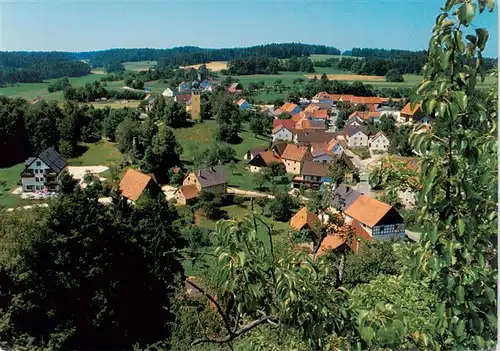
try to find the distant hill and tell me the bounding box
[70,43,342,68]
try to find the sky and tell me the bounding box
[0,0,498,57]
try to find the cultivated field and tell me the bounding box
[91,100,141,109]
[123,61,157,71]
[183,61,228,71]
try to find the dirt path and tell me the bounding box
[227,187,275,199]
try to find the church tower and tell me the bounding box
[189,76,201,121]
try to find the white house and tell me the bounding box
[272,125,294,142]
[345,127,368,147]
[20,147,67,193]
[368,132,390,152]
[162,88,175,97]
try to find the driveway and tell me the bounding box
[227,187,275,199]
[68,166,109,180]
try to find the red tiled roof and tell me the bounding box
[237,99,247,105]
[344,195,393,228]
[281,102,299,113]
[272,119,296,131]
[178,184,200,200]
[259,151,281,165]
[401,103,421,116]
[290,207,319,231]
[119,169,154,201]
[316,234,346,256]
[281,144,310,162]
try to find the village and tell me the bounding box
[13,76,429,255]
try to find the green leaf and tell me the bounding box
[457,217,465,236]
[479,0,486,13]
[475,336,485,349]
[454,319,465,337]
[486,0,495,12]
[361,327,375,342]
[238,252,246,266]
[438,101,447,118]
[417,80,432,94]
[453,91,467,110]
[440,51,452,69]
[458,2,477,26]
[436,302,445,319]
[456,285,465,303]
[475,28,489,51]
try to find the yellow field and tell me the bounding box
[304,74,385,81]
[183,61,228,71]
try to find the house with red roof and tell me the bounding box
[343,195,405,240]
[236,99,250,110]
[227,82,243,94]
[248,151,282,173]
[272,119,296,142]
[281,102,302,115]
[280,144,313,174]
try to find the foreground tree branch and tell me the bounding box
[191,314,277,346]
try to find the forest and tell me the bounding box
[73,43,341,68]
[0,52,91,85]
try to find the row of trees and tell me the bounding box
[0,95,149,166]
[0,52,91,85]
[63,81,146,102]
[226,56,316,76]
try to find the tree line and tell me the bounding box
[226,56,315,75]
[71,43,340,68]
[0,52,91,85]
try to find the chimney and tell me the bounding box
[197,170,201,177]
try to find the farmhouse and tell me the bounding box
[174,184,199,205]
[290,207,320,238]
[310,143,335,163]
[162,88,175,97]
[182,165,228,196]
[244,147,267,160]
[344,126,368,147]
[237,99,250,110]
[119,169,160,202]
[270,141,288,157]
[293,130,337,146]
[292,161,331,189]
[247,151,281,173]
[280,144,312,174]
[368,132,390,152]
[20,147,67,193]
[228,83,243,94]
[400,103,424,123]
[331,184,363,212]
[315,220,373,256]
[272,124,294,142]
[281,102,301,115]
[343,195,405,240]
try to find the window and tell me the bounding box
[26,185,33,190]
[35,177,39,182]
[36,185,41,190]
[36,161,41,166]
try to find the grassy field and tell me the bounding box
[173,119,270,191]
[0,74,103,101]
[67,140,123,167]
[0,163,32,208]
[123,61,157,71]
[91,101,141,109]
[183,61,228,71]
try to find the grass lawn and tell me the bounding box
[123,61,157,71]
[173,119,271,191]
[0,74,104,101]
[91,101,140,109]
[67,140,123,167]
[0,163,35,208]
